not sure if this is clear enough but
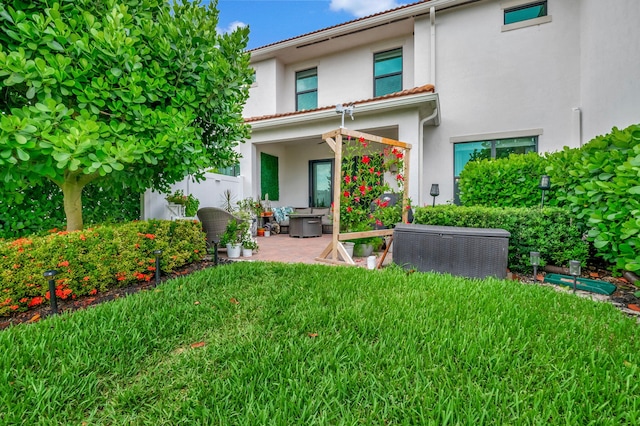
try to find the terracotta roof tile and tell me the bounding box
[248,0,430,52]
[245,84,435,123]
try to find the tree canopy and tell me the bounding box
[0,0,252,230]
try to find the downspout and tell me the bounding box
[417,7,438,206]
[572,107,582,147]
[430,6,436,86]
[418,107,439,206]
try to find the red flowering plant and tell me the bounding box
[0,220,206,316]
[338,136,407,234]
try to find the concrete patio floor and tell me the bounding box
[221,233,393,268]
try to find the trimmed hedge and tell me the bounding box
[413,205,589,273]
[546,124,640,272]
[458,152,548,208]
[0,220,206,316]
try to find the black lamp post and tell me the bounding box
[539,175,551,208]
[569,260,581,293]
[530,251,540,283]
[153,250,162,285]
[43,270,58,314]
[430,184,440,207]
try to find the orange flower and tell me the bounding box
[58,260,69,267]
[89,289,98,295]
[28,297,44,307]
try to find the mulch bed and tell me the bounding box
[2,259,638,330]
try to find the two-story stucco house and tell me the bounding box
[238,0,640,209]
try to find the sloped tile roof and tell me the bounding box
[245,84,435,123]
[249,0,430,52]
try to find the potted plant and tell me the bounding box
[351,236,384,257]
[221,220,248,259]
[165,190,200,218]
[242,239,259,257]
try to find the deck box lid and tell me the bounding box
[394,223,510,238]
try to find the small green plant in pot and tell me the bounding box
[242,238,259,257]
[351,236,384,257]
[221,220,248,258]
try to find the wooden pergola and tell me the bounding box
[315,127,412,267]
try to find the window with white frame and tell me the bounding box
[374,48,402,97]
[502,0,551,31]
[296,68,318,111]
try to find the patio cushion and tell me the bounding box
[273,206,295,224]
[273,207,286,223]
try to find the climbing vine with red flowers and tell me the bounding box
[338,135,408,232]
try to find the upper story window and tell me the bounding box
[296,68,318,111]
[374,48,402,97]
[502,0,551,31]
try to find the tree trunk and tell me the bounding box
[61,179,85,232]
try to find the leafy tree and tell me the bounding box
[0,0,252,231]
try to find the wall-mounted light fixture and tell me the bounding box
[335,103,355,128]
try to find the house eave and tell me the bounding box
[249,0,480,62]
[249,92,440,130]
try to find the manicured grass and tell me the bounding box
[1,262,639,424]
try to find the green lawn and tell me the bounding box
[1,262,638,424]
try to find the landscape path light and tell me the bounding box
[530,251,540,283]
[569,260,581,293]
[154,250,162,285]
[539,175,551,208]
[43,270,58,314]
[430,184,440,207]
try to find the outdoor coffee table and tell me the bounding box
[288,214,323,238]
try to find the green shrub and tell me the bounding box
[413,205,589,273]
[546,124,640,272]
[0,180,142,239]
[458,152,548,207]
[0,220,206,316]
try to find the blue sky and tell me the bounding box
[205,0,409,50]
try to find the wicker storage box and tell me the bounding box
[393,224,510,279]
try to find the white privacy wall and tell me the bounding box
[142,173,244,220]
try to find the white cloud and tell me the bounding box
[217,20,247,34]
[329,0,406,18]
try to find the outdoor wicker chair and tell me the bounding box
[197,207,241,248]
